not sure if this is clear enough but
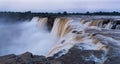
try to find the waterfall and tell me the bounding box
[1,16,120,64]
[48,18,110,57]
[46,17,120,64]
[48,18,119,56]
[51,18,72,38]
[89,20,100,26]
[80,19,120,30]
[38,18,48,29]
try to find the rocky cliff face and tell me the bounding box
[50,46,105,64]
[0,52,49,64]
[0,45,108,64]
[0,44,120,64]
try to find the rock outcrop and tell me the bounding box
[49,45,106,64]
[0,52,50,64]
[0,46,106,64]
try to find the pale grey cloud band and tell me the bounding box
[0,0,120,12]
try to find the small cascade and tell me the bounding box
[51,18,72,38]
[115,21,120,30]
[29,17,48,31]
[38,18,48,28]
[104,21,113,29]
[116,25,120,29]
[30,17,39,23]
[81,19,86,24]
[80,19,120,30]
[89,20,100,26]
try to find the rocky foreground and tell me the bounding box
[0,45,120,64]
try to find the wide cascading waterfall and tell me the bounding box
[48,18,108,57]
[1,16,120,64]
[47,17,120,64]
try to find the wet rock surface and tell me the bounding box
[0,45,120,64]
[51,46,105,64]
[0,46,106,64]
[0,52,50,64]
[104,56,120,64]
[47,17,56,31]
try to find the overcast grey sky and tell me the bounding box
[0,0,120,12]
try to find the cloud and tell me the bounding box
[0,0,120,12]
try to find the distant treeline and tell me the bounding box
[1,11,120,17]
[0,11,120,21]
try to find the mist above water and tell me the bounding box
[0,18,57,56]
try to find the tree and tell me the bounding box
[86,11,90,15]
[63,11,68,15]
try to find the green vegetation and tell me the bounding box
[1,11,120,17]
[0,11,120,21]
